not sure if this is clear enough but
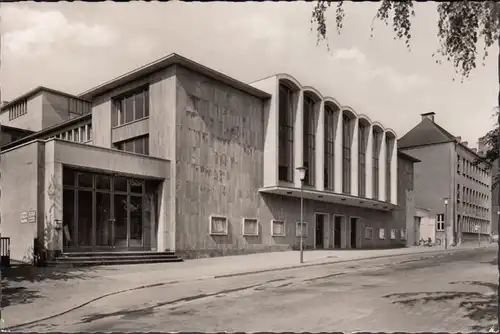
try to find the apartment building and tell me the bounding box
[478,136,498,235]
[1,53,419,262]
[399,112,492,246]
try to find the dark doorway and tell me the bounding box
[350,217,358,249]
[334,216,342,248]
[315,214,325,249]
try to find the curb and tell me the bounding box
[4,245,493,330]
[214,245,490,279]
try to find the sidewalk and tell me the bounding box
[3,243,495,329]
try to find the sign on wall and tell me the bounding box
[20,212,28,224]
[28,210,37,224]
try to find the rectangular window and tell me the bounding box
[296,221,308,238]
[209,215,228,235]
[385,136,392,202]
[358,123,367,197]
[242,218,259,236]
[457,154,461,174]
[364,226,373,240]
[73,128,80,142]
[271,220,286,237]
[436,213,445,231]
[373,130,380,199]
[278,84,294,182]
[114,135,149,155]
[324,106,336,190]
[390,229,397,240]
[342,115,351,194]
[8,100,27,121]
[112,86,150,127]
[379,228,386,240]
[303,96,316,186]
[400,229,406,240]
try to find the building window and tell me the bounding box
[271,220,286,237]
[242,218,259,236]
[379,228,386,239]
[385,136,392,202]
[324,106,336,190]
[296,221,308,238]
[114,135,149,155]
[8,100,28,121]
[364,226,373,240]
[342,114,352,194]
[112,86,149,127]
[372,129,380,199]
[400,229,406,240]
[457,154,461,174]
[209,215,228,235]
[358,123,367,197]
[457,183,460,201]
[278,84,294,182]
[436,213,445,231]
[390,229,397,240]
[303,96,316,186]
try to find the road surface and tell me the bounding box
[13,247,498,332]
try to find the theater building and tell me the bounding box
[0,53,417,262]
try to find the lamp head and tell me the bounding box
[296,166,307,182]
[444,199,448,205]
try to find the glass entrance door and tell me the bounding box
[62,168,155,252]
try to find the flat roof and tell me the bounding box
[0,86,91,114]
[78,53,271,100]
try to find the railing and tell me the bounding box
[1,237,10,267]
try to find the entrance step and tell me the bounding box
[46,251,184,267]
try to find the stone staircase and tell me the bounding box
[46,251,183,267]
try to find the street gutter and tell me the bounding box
[3,245,493,331]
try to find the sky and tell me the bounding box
[1,2,497,147]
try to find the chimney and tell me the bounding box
[421,112,435,122]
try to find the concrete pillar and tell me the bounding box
[294,90,304,188]
[379,131,387,202]
[334,110,343,193]
[315,101,325,191]
[390,138,398,205]
[365,124,373,199]
[350,117,359,196]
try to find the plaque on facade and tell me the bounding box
[20,212,28,224]
[28,210,37,224]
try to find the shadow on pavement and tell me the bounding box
[384,280,497,331]
[1,264,105,308]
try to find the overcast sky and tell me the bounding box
[1,2,496,146]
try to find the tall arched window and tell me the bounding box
[385,135,393,202]
[324,106,336,190]
[303,95,316,186]
[278,84,294,182]
[342,114,352,194]
[358,123,367,197]
[373,129,380,199]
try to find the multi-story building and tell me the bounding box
[399,112,492,246]
[478,136,498,235]
[1,53,419,262]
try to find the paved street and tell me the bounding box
[10,246,498,333]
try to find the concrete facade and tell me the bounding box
[399,112,492,247]
[1,53,418,261]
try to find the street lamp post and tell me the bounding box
[444,198,448,249]
[296,166,307,264]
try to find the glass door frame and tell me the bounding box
[62,168,149,252]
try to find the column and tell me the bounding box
[315,101,325,191]
[378,131,387,202]
[334,110,343,193]
[365,124,373,199]
[350,117,359,196]
[390,139,398,205]
[294,90,304,188]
